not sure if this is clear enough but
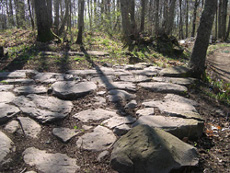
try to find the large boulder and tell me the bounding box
[111,125,199,173]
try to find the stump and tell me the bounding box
[0,46,4,57]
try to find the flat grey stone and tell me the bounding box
[111,125,198,173]
[159,66,192,77]
[73,108,118,123]
[51,81,97,99]
[25,171,37,173]
[107,89,136,102]
[67,69,98,77]
[1,79,34,85]
[0,103,20,124]
[113,124,131,136]
[152,77,196,86]
[125,100,137,109]
[52,128,79,142]
[4,120,19,133]
[131,70,158,77]
[102,116,136,129]
[133,115,204,139]
[34,73,79,83]
[69,50,109,56]
[164,94,199,106]
[136,108,155,117]
[125,64,145,70]
[107,82,136,92]
[0,70,27,79]
[142,99,202,120]
[23,147,80,173]
[0,131,14,166]
[119,75,151,83]
[12,95,73,123]
[14,85,47,95]
[0,92,15,103]
[17,117,41,138]
[97,151,110,162]
[138,82,188,94]
[0,85,14,91]
[76,126,116,151]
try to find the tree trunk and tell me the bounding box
[225,15,230,40]
[154,0,159,36]
[179,0,184,39]
[9,0,15,27]
[14,0,26,28]
[120,0,132,44]
[165,0,176,35]
[76,0,85,44]
[191,0,200,37]
[54,0,60,35]
[185,0,189,38]
[34,0,54,42]
[0,47,4,58]
[58,0,70,36]
[189,0,217,78]
[28,0,35,30]
[129,0,137,36]
[140,0,146,32]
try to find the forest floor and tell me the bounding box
[0,29,229,172]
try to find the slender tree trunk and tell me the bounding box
[88,0,92,30]
[225,15,230,40]
[185,0,189,38]
[166,0,176,35]
[76,0,85,44]
[154,0,159,36]
[28,0,35,30]
[218,0,223,39]
[215,3,218,40]
[14,0,26,28]
[59,0,70,36]
[129,0,137,36]
[189,0,217,77]
[179,0,184,39]
[9,0,15,27]
[54,0,60,35]
[140,0,146,32]
[120,0,132,43]
[34,0,54,42]
[191,0,200,37]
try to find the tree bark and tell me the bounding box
[34,0,54,42]
[58,0,70,36]
[225,15,230,40]
[9,0,15,27]
[165,0,176,35]
[179,0,184,39]
[54,0,60,35]
[28,0,35,30]
[154,0,159,36]
[189,0,217,77]
[185,0,189,38]
[191,0,200,37]
[14,0,26,28]
[140,0,146,32]
[46,0,53,26]
[76,0,85,44]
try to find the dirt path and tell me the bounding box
[207,46,230,83]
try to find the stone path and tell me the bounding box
[0,64,203,172]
